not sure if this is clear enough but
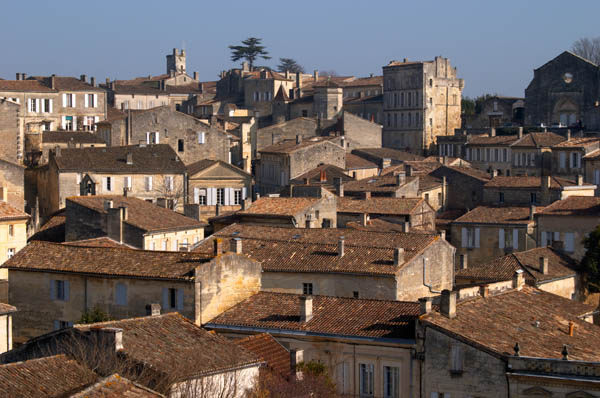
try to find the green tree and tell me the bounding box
[228,37,270,69]
[276,58,305,74]
[462,96,476,115]
[78,306,113,324]
[581,225,600,292]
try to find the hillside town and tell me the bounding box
[1,38,600,398]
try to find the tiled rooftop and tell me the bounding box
[290,164,353,185]
[42,131,106,144]
[352,148,425,163]
[238,197,318,217]
[0,201,29,222]
[422,286,600,361]
[510,132,566,148]
[453,206,534,225]
[0,354,97,398]
[69,374,164,398]
[208,292,421,339]
[337,197,424,215]
[67,195,205,232]
[537,195,600,216]
[468,135,518,146]
[63,237,134,248]
[342,174,417,193]
[237,333,291,377]
[259,137,337,154]
[553,137,600,148]
[345,153,379,170]
[485,176,576,189]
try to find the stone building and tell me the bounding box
[3,240,261,342]
[451,206,536,267]
[509,132,565,176]
[256,137,345,195]
[552,136,600,180]
[0,191,29,275]
[455,246,579,299]
[483,175,596,206]
[525,51,600,129]
[207,292,419,398]
[345,153,380,179]
[185,159,252,220]
[342,172,419,199]
[0,304,15,354]
[382,57,464,153]
[0,99,21,164]
[418,283,600,398]
[65,196,205,250]
[0,159,25,211]
[337,196,436,232]
[462,95,524,129]
[535,196,600,261]
[34,144,187,218]
[25,131,106,166]
[463,131,518,175]
[237,195,336,228]
[95,106,232,165]
[196,224,455,301]
[429,165,491,211]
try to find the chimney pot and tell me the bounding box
[146,303,161,316]
[440,289,456,319]
[80,74,87,82]
[489,128,496,137]
[393,248,405,265]
[313,70,319,81]
[568,321,574,337]
[230,237,242,254]
[567,129,571,140]
[419,297,432,315]
[319,169,327,183]
[362,191,371,200]
[518,127,523,139]
[334,177,344,197]
[338,237,345,257]
[51,75,56,90]
[577,174,583,186]
[299,295,313,323]
[479,284,490,298]
[459,254,467,269]
[540,256,549,274]
[530,205,536,220]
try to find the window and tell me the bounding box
[530,192,537,204]
[164,176,174,191]
[115,283,127,306]
[86,94,97,108]
[145,176,153,191]
[565,232,575,252]
[499,192,504,203]
[51,280,70,301]
[163,287,183,310]
[43,98,52,113]
[359,363,374,397]
[137,100,143,110]
[197,132,205,144]
[216,188,225,205]
[64,93,74,107]
[234,189,242,205]
[64,116,74,131]
[196,188,207,205]
[177,139,184,152]
[461,227,480,248]
[424,193,430,202]
[302,283,313,295]
[383,366,400,398]
[53,320,73,330]
[104,177,112,192]
[149,241,155,250]
[8,224,14,237]
[162,240,167,251]
[27,98,36,113]
[302,110,308,117]
[7,248,15,258]
[450,345,463,374]
[503,148,508,162]
[353,291,359,298]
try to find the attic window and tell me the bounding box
[292,234,300,239]
[563,72,573,84]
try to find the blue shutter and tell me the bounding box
[162,288,169,309]
[475,228,480,248]
[53,320,60,330]
[177,289,184,311]
[242,187,247,199]
[50,280,56,300]
[513,229,519,250]
[498,229,505,249]
[64,281,70,301]
[461,228,467,248]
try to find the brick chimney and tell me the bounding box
[512,269,524,290]
[213,238,223,256]
[334,177,344,197]
[91,327,123,351]
[230,238,242,254]
[459,254,467,269]
[419,297,432,315]
[145,303,161,316]
[300,295,313,323]
[539,256,549,274]
[393,248,404,265]
[489,127,496,137]
[362,191,371,199]
[337,237,345,257]
[440,289,456,319]
[319,170,327,183]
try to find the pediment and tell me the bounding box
[566,391,595,398]
[522,386,552,396]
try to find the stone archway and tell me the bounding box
[553,98,578,126]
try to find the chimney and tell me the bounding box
[241,198,248,210]
[213,238,223,256]
[440,290,456,319]
[145,303,161,316]
[106,77,110,85]
[299,295,313,323]
[230,238,242,254]
[242,61,249,72]
[334,177,344,197]
[362,191,371,199]
[567,129,571,140]
[539,256,549,274]
[568,321,574,337]
[0,187,6,203]
[530,205,536,221]
[518,127,523,139]
[490,169,498,178]
[15,73,20,81]
[542,175,551,191]
[419,297,433,315]
[90,77,96,87]
[459,254,467,269]
[305,219,313,228]
[296,134,302,144]
[193,72,198,80]
[403,58,408,63]
[169,70,175,78]
[80,74,87,82]
[401,222,409,233]
[285,70,290,80]
[104,199,113,211]
[405,164,412,177]
[21,73,27,80]
[120,206,128,221]
[296,72,302,98]
[55,146,61,157]
[319,170,327,183]
[303,178,310,185]
[199,82,204,92]
[92,327,123,352]
[512,269,524,290]
[360,213,368,226]
[479,284,490,298]
[396,172,406,186]
[215,204,220,216]
[440,230,446,240]
[338,237,345,257]
[577,174,583,186]
[260,69,267,79]
[126,152,133,165]
[393,248,405,265]
[51,75,56,90]
[313,70,319,81]
[489,127,496,137]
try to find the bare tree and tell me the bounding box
[153,176,185,211]
[571,36,600,64]
[247,363,337,398]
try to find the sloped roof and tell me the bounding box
[485,176,577,189]
[259,137,337,154]
[553,137,600,148]
[0,201,29,222]
[468,135,518,146]
[510,132,566,148]
[31,76,105,92]
[238,197,318,217]
[342,174,417,193]
[208,292,421,339]
[186,159,251,178]
[352,148,425,163]
[453,206,533,225]
[290,164,353,185]
[338,197,424,215]
[537,195,600,216]
[69,374,164,398]
[345,153,379,170]
[42,131,106,144]
[237,333,291,377]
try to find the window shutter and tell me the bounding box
[242,187,247,199]
[194,187,200,204]
[64,281,70,301]
[206,188,213,205]
[146,132,150,144]
[62,93,67,107]
[541,231,547,246]
[212,188,217,205]
[72,94,76,107]
[27,98,31,112]
[84,94,88,108]
[36,99,40,113]
[554,232,560,241]
[559,152,566,169]
[49,99,53,113]
[53,320,60,331]
[224,188,230,205]
[513,229,519,250]
[475,228,480,248]
[565,232,575,252]
[461,228,467,248]
[93,94,98,108]
[50,280,56,300]
[499,229,505,249]
[162,288,169,309]
[61,116,66,130]
[177,289,184,311]
[72,116,77,131]
[569,152,574,168]
[595,169,600,185]
[155,131,160,143]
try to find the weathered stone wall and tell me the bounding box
[0,160,25,211]
[289,142,345,179]
[0,101,21,163]
[255,118,318,153]
[536,214,600,261]
[430,167,486,210]
[342,112,382,149]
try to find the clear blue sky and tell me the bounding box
[3,0,599,98]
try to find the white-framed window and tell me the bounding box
[50,279,70,301]
[216,188,225,205]
[541,231,561,247]
[28,98,39,113]
[149,241,156,250]
[63,93,75,107]
[145,176,153,191]
[461,227,480,248]
[162,240,167,251]
[115,283,127,306]
[359,363,374,397]
[162,287,184,310]
[383,366,400,398]
[164,176,174,191]
[146,131,160,144]
[197,131,205,144]
[7,248,15,258]
[85,93,97,108]
[498,228,518,249]
[63,116,74,131]
[124,176,132,189]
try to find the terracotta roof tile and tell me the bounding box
[453,206,533,225]
[345,153,379,170]
[42,131,106,144]
[67,196,205,232]
[345,218,413,233]
[422,286,600,361]
[239,197,318,217]
[291,164,353,185]
[352,148,425,163]
[54,144,186,173]
[31,76,105,92]
[75,313,261,379]
[343,174,417,193]
[63,237,135,249]
[259,137,337,154]
[553,137,600,148]
[0,79,55,92]
[537,196,600,216]
[485,176,576,189]
[0,303,16,315]
[0,201,29,222]
[0,354,97,398]
[510,132,566,148]
[69,374,164,398]
[339,76,383,87]
[208,292,421,339]
[237,333,291,377]
[3,241,215,280]
[468,135,518,145]
[338,197,424,215]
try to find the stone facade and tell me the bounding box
[429,166,489,211]
[382,57,464,153]
[536,212,600,261]
[0,100,21,163]
[463,96,524,129]
[0,159,25,211]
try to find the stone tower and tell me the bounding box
[166,48,186,74]
[313,80,343,120]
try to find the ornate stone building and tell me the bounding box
[382,57,464,154]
